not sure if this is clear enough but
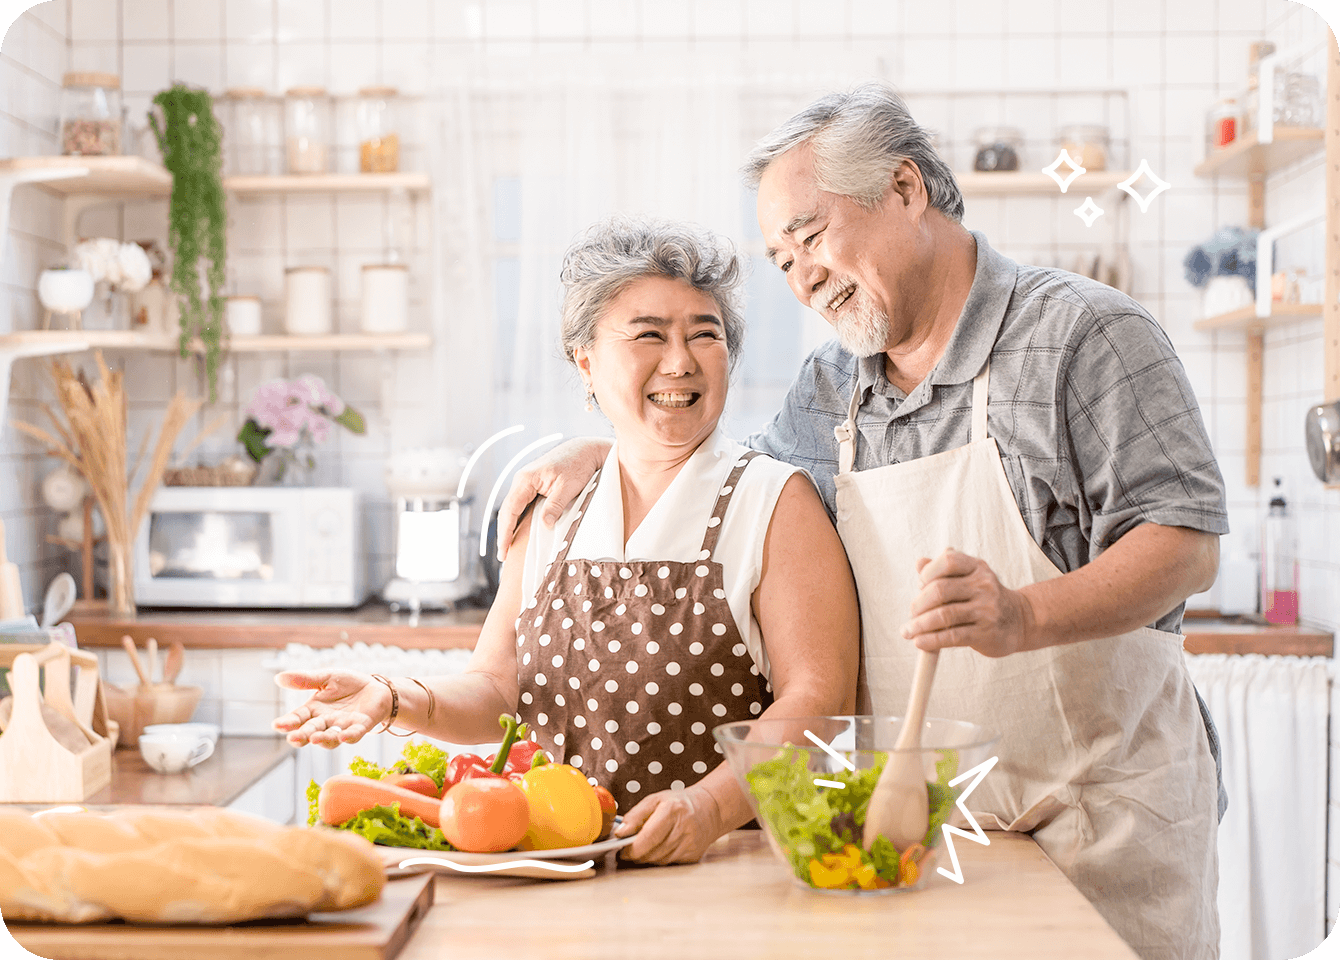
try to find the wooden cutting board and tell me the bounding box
[5,873,434,960]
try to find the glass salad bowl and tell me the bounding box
[714,716,998,894]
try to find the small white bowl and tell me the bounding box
[142,722,220,745]
[139,733,214,774]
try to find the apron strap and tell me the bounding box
[549,471,603,567]
[971,361,991,443]
[699,451,763,556]
[835,380,863,476]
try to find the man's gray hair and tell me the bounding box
[742,82,964,222]
[559,216,747,373]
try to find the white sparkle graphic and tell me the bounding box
[398,856,597,875]
[937,755,999,885]
[1074,197,1104,227]
[1118,159,1171,213]
[813,778,846,789]
[1042,149,1087,193]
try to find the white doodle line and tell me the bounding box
[936,755,1000,885]
[398,856,597,874]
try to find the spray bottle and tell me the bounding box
[1260,477,1298,624]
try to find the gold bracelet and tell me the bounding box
[407,677,436,723]
[369,674,414,737]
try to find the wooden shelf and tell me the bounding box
[957,170,1134,196]
[224,172,431,195]
[0,155,172,197]
[0,329,176,351]
[1193,127,1324,179]
[220,332,432,352]
[1193,302,1324,333]
[0,330,431,354]
[1182,614,1333,657]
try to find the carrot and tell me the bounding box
[317,774,444,828]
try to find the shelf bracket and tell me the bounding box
[0,167,88,257]
[0,340,88,438]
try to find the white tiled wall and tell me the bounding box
[0,2,67,618]
[2,3,1338,621]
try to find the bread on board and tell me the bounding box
[0,807,385,924]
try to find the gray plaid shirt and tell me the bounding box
[748,232,1229,635]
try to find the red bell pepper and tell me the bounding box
[444,715,535,790]
[488,739,547,779]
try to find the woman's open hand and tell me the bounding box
[272,670,392,748]
[613,784,724,865]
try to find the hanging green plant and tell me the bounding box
[149,84,227,401]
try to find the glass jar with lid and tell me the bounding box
[223,88,282,176]
[60,72,122,156]
[1059,123,1110,172]
[972,127,1023,172]
[284,87,331,175]
[356,86,401,173]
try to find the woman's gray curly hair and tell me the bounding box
[559,216,747,373]
[742,82,964,222]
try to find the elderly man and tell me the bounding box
[499,83,1225,960]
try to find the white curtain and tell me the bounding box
[1185,654,1333,960]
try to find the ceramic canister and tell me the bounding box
[284,266,331,335]
[225,295,262,336]
[360,264,409,333]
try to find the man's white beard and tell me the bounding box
[833,288,890,357]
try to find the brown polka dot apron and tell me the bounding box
[516,451,773,813]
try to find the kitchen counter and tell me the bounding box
[1182,612,1333,656]
[399,829,1137,959]
[3,736,294,810]
[67,602,489,650]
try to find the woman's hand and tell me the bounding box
[613,784,724,865]
[271,670,393,748]
[495,438,612,561]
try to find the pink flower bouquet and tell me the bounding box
[237,375,365,477]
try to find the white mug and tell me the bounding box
[142,722,221,745]
[139,733,214,774]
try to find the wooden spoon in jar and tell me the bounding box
[162,641,185,687]
[121,635,150,687]
[863,648,939,853]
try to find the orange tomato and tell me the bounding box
[439,777,530,853]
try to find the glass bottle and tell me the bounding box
[1205,99,1238,154]
[284,87,331,175]
[357,86,401,173]
[972,127,1023,172]
[1059,123,1110,171]
[59,72,122,156]
[1260,477,1298,625]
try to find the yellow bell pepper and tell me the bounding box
[807,858,851,889]
[515,762,602,850]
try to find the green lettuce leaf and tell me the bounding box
[338,804,454,850]
[397,741,449,792]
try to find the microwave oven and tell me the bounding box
[133,487,368,608]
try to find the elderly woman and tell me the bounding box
[273,217,859,865]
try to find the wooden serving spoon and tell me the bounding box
[863,647,940,852]
[162,641,185,686]
[121,635,150,687]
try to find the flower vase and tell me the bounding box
[256,441,317,487]
[106,537,135,616]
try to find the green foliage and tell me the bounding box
[149,84,226,401]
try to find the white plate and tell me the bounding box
[378,832,634,868]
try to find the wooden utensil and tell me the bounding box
[121,635,150,687]
[863,648,940,853]
[163,641,184,686]
[146,637,158,685]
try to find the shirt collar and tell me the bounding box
[854,231,1019,400]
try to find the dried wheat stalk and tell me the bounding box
[11,352,204,613]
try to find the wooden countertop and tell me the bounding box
[1182,613,1333,656]
[68,602,489,650]
[66,603,1332,658]
[400,829,1137,960]
[3,736,294,809]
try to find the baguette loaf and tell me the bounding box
[0,807,385,924]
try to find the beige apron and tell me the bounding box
[834,362,1219,960]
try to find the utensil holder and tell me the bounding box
[0,642,113,802]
